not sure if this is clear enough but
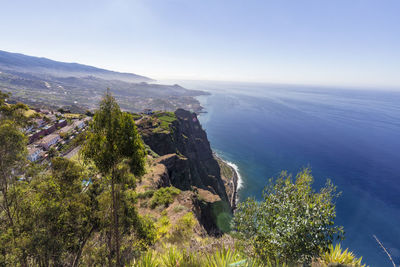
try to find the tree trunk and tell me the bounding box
[107,230,112,267]
[111,174,121,266]
[72,227,95,267]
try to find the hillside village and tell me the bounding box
[25,108,92,162]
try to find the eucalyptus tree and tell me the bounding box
[81,89,146,266]
[0,91,30,265]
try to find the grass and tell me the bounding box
[216,157,234,180]
[63,113,83,119]
[132,247,290,267]
[172,205,186,213]
[24,109,37,117]
[168,212,197,243]
[131,113,143,120]
[152,111,177,133]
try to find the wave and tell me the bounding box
[224,160,243,190]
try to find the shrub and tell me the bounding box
[156,215,171,240]
[136,216,157,246]
[150,187,180,209]
[173,205,186,213]
[138,189,155,199]
[232,169,344,265]
[134,250,160,267]
[161,247,184,267]
[320,244,366,267]
[169,212,197,243]
[205,247,242,267]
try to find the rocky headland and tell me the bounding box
[135,109,238,236]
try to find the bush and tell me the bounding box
[134,250,159,267]
[172,205,186,213]
[161,247,184,267]
[150,187,180,209]
[138,190,155,199]
[320,244,366,267]
[136,216,157,246]
[156,215,171,240]
[232,169,344,265]
[169,212,197,243]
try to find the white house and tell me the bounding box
[72,119,85,129]
[27,146,43,162]
[39,134,60,150]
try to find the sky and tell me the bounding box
[1,0,400,88]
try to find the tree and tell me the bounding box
[0,91,30,265]
[81,90,146,266]
[16,157,98,266]
[47,147,59,159]
[232,169,344,265]
[0,91,29,127]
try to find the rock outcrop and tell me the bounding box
[137,109,233,234]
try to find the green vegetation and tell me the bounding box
[23,108,37,117]
[320,244,367,267]
[152,111,177,133]
[133,247,289,267]
[0,90,367,266]
[173,204,186,213]
[131,112,143,120]
[216,157,234,179]
[156,215,171,240]
[169,212,196,242]
[0,90,153,266]
[150,186,181,208]
[137,189,156,199]
[63,113,82,119]
[144,143,160,158]
[232,169,344,266]
[58,131,87,154]
[81,89,147,265]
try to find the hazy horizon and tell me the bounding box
[1,0,400,88]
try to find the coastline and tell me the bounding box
[196,94,241,210]
[213,152,242,211]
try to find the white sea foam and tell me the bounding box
[225,161,243,190]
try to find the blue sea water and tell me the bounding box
[181,81,400,266]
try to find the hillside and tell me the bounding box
[0,90,369,266]
[0,50,208,112]
[136,109,237,235]
[0,50,151,83]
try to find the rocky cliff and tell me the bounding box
[136,109,235,234]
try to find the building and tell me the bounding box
[72,119,85,129]
[27,146,43,162]
[34,118,46,128]
[39,134,60,150]
[57,119,67,128]
[59,125,74,134]
[143,109,153,115]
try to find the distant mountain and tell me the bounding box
[0,50,208,112]
[0,50,152,83]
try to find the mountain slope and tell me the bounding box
[0,50,151,83]
[0,50,208,112]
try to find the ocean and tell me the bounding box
[179,81,400,266]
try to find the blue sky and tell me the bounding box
[1,0,399,88]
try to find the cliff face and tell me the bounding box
[138,109,229,203]
[137,109,233,234]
